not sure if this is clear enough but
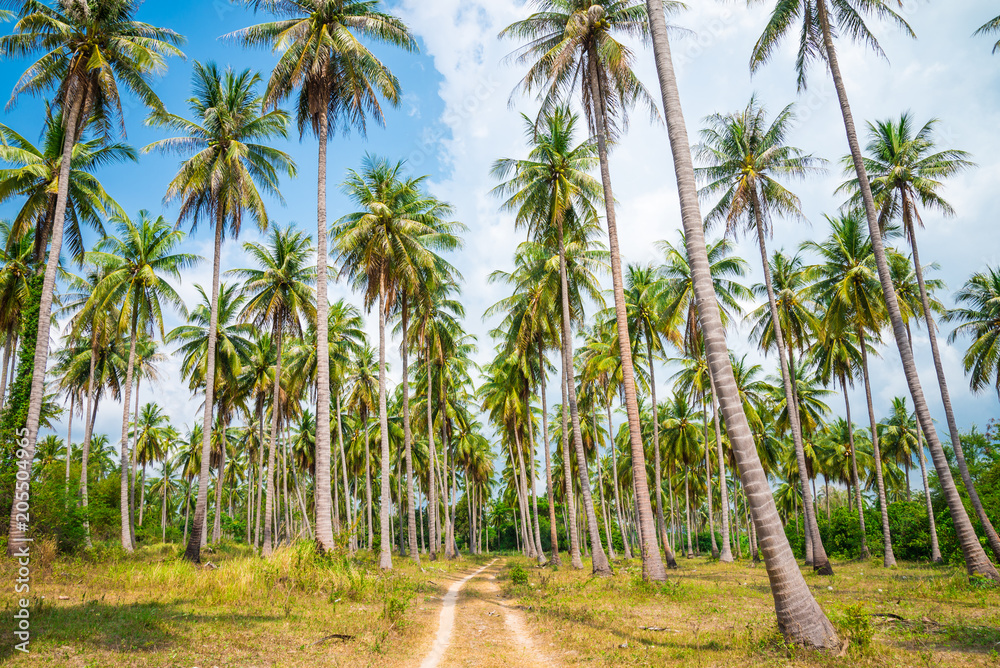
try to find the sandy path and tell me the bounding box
[417,560,559,668]
[418,560,497,668]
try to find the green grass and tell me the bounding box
[0,540,469,667]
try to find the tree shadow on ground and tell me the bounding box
[0,599,281,663]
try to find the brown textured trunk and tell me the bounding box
[314,116,335,553]
[605,392,634,561]
[560,370,583,568]
[644,0,839,646]
[858,327,896,567]
[254,398,265,550]
[816,0,998,580]
[540,345,561,564]
[708,372,733,562]
[184,212,224,563]
[118,309,139,553]
[262,317,284,557]
[842,378,870,558]
[212,423,226,544]
[336,393,355,552]
[585,41,660,582]
[401,302,418,562]
[129,377,141,550]
[917,424,942,562]
[904,213,1000,561]
[527,393,547,564]
[377,289,393,570]
[8,90,84,555]
[427,345,438,560]
[556,210,611,576]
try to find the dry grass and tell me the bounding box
[499,554,1000,667]
[0,541,484,667]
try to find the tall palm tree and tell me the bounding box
[234,0,416,554]
[503,1,674,580]
[491,108,614,576]
[838,114,999,561]
[805,213,898,567]
[695,98,830,572]
[86,211,195,551]
[334,157,459,569]
[129,402,170,529]
[948,268,1000,401]
[1,0,182,553]
[0,222,34,410]
[750,0,998,581]
[642,0,839,647]
[146,61,295,562]
[230,224,316,555]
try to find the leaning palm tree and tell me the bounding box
[502,1,677,581]
[838,114,999,561]
[491,108,614,576]
[641,0,839,648]
[749,0,998,581]
[145,62,295,563]
[230,224,316,556]
[86,211,195,552]
[947,268,1000,403]
[695,97,831,573]
[233,0,416,554]
[1,0,183,553]
[334,156,459,570]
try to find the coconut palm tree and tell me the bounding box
[837,114,998,561]
[974,14,1000,52]
[146,61,295,562]
[1,0,183,552]
[334,156,460,569]
[641,0,839,646]
[948,268,1000,401]
[502,1,680,580]
[491,108,614,576]
[85,211,195,551]
[230,224,316,555]
[0,222,35,410]
[129,403,170,529]
[0,118,134,265]
[750,0,998,582]
[805,212,899,566]
[696,97,832,572]
[233,0,416,553]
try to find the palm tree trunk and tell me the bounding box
[857,327,896,567]
[906,217,1000,561]
[262,322,284,557]
[161,480,168,543]
[701,391,719,558]
[555,213,611,576]
[604,394,634,561]
[183,482,191,545]
[540,345,562,564]
[129,377,141,550]
[212,426,226,544]
[254,399,265,550]
[426,348,438,560]
[377,289,393,570]
[917,424,942,562]
[184,213,224,563]
[647,340,670,561]
[560,372,582,568]
[708,372,733,562]
[842,378,869,558]
[139,463,147,527]
[314,113,335,554]
[0,332,13,411]
[584,45,659,582]
[118,309,140,553]
[684,468,693,557]
[8,92,84,556]
[509,436,532,557]
[595,428,616,560]
[643,1,839,646]
[399,303,418,563]
[64,404,73,508]
[815,0,998,581]
[526,396,547,564]
[751,196,830,573]
[364,416,373,551]
[247,446,255,545]
[81,352,99,549]
[336,393,354,552]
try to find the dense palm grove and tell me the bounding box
[2,0,1000,652]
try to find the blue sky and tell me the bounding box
[1,0,998,472]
